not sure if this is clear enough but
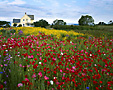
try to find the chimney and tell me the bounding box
[25,12,26,14]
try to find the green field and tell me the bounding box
[52,25,113,39]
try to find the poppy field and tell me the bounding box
[0,27,113,90]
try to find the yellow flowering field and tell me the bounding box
[14,27,84,38]
[0,27,85,40]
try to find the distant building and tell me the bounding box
[12,12,34,27]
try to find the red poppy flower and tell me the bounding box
[75,84,77,87]
[0,84,3,89]
[34,58,37,60]
[57,85,61,89]
[99,81,103,84]
[44,59,47,63]
[83,78,87,82]
[33,64,38,69]
[93,81,98,84]
[43,67,46,72]
[26,60,28,62]
[95,87,99,90]
[47,71,50,73]
[47,81,50,86]
[25,75,28,78]
[53,71,57,74]
[32,61,35,65]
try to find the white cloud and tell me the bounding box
[33,0,59,7]
[89,0,113,7]
[46,0,59,7]
[33,0,45,5]
[8,0,26,5]
[72,0,76,3]
[0,17,13,23]
[0,0,8,4]
[64,4,71,7]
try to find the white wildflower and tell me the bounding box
[10,57,13,58]
[54,77,56,79]
[50,80,53,85]
[61,52,63,55]
[70,41,72,43]
[5,50,8,52]
[3,44,6,46]
[39,62,42,64]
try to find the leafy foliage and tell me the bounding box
[52,25,97,30]
[98,22,106,25]
[108,20,113,25]
[34,19,49,28]
[0,21,10,27]
[52,19,66,25]
[18,24,22,27]
[13,23,17,27]
[78,15,94,26]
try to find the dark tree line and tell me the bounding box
[97,20,113,25]
[33,19,66,27]
[33,15,113,28]
[0,21,10,27]
[33,19,49,28]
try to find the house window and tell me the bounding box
[27,23,30,26]
[23,19,25,21]
[23,24,25,26]
[26,19,28,21]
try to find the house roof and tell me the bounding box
[13,19,20,23]
[28,15,34,20]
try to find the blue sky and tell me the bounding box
[0,0,113,24]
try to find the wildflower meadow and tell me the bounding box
[0,27,113,90]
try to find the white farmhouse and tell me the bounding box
[12,12,34,27]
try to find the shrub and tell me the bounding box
[18,24,22,27]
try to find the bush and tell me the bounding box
[13,23,17,27]
[18,24,22,27]
[52,25,99,31]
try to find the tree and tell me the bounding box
[98,22,106,25]
[34,19,49,28]
[0,21,10,27]
[5,23,10,27]
[18,24,22,27]
[52,19,66,25]
[13,23,17,27]
[108,20,113,25]
[78,15,94,26]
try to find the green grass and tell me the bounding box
[74,29,113,39]
[97,25,113,30]
[51,25,113,39]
